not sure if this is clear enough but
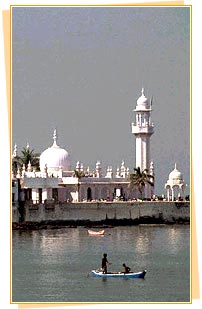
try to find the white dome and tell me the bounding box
[169,164,183,181]
[40,130,70,171]
[137,88,149,107]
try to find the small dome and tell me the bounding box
[169,164,183,181]
[137,88,149,107]
[40,130,70,171]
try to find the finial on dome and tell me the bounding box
[174,163,177,169]
[141,87,144,96]
[53,129,58,146]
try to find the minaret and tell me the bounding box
[95,161,102,178]
[132,88,154,171]
[12,143,18,158]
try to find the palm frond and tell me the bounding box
[129,166,155,199]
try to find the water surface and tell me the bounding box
[12,225,190,302]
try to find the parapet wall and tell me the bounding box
[12,201,190,225]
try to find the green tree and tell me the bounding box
[129,167,154,200]
[19,147,40,170]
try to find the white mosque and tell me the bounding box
[12,89,187,205]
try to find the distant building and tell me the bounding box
[12,89,187,204]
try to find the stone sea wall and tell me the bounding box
[12,201,190,228]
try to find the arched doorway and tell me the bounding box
[38,188,42,203]
[114,187,123,200]
[87,187,92,201]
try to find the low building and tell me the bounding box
[165,164,187,201]
[12,89,188,206]
[15,130,137,203]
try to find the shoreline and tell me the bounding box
[12,217,190,230]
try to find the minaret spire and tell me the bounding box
[53,128,58,146]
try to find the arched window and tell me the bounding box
[52,188,58,201]
[87,187,92,201]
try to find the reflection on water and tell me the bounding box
[166,226,188,254]
[12,225,190,303]
[39,228,81,252]
[134,226,153,254]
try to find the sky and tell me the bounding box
[12,6,190,195]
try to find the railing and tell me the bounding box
[132,125,154,134]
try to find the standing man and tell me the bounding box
[101,253,110,274]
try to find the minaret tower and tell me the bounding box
[132,88,154,172]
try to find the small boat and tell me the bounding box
[88,229,105,236]
[91,269,147,278]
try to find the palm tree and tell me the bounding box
[73,170,85,202]
[129,167,154,200]
[19,147,40,170]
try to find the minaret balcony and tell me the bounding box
[134,107,152,112]
[132,124,154,135]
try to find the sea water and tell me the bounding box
[12,225,190,303]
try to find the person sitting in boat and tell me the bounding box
[122,263,131,273]
[101,253,110,274]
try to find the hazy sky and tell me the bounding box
[12,6,190,194]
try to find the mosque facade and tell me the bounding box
[12,89,187,206]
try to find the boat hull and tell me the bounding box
[91,270,147,278]
[88,229,105,236]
